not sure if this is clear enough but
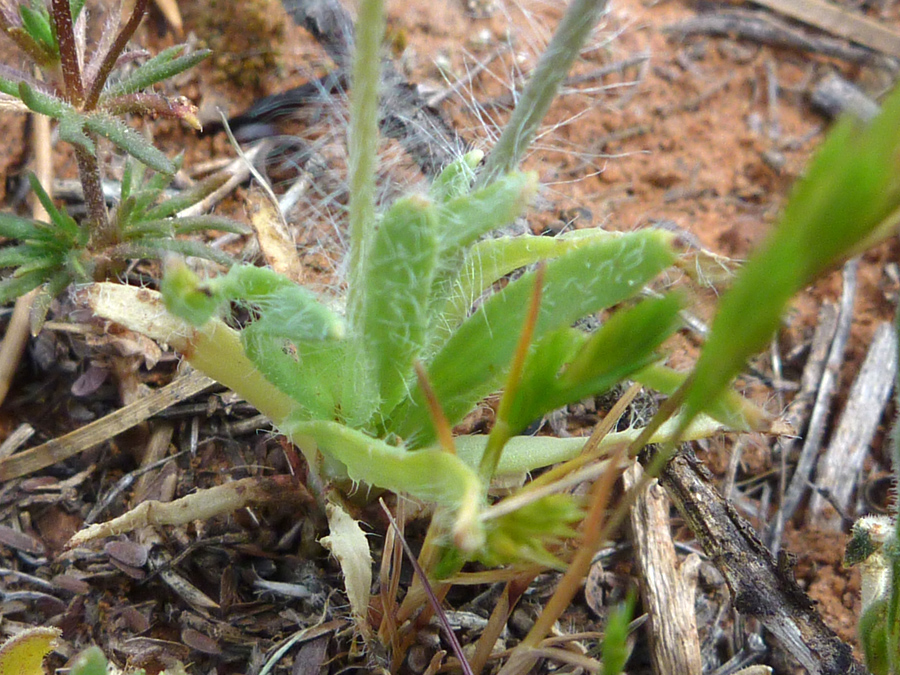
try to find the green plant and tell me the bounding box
[84,0,752,565]
[0,0,246,309]
[67,0,900,671]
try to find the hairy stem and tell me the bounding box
[84,0,149,110]
[50,0,84,107]
[74,143,113,251]
[345,0,384,325]
[477,0,609,187]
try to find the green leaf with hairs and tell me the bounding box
[429,149,483,202]
[18,4,54,53]
[435,171,538,254]
[395,229,677,447]
[101,46,211,99]
[57,113,94,153]
[0,245,43,269]
[0,213,40,240]
[110,239,235,267]
[435,229,618,340]
[505,293,683,434]
[141,173,229,220]
[358,195,439,413]
[602,591,636,675]
[242,324,340,421]
[83,113,175,174]
[27,174,79,240]
[126,215,249,238]
[216,265,345,343]
[283,419,483,513]
[17,81,71,118]
[0,269,49,303]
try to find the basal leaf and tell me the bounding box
[283,419,483,511]
[218,265,345,343]
[396,229,677,447]
[505,293,683,433]
[242,324,339,421]
[436,171,537,254]
[359,195,439,413]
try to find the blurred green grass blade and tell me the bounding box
[476,0,609,186]
[397,229,677,447]
[110,239,235,266]
[0,245,42,269]
[602,591,636,675]
[0,213,40,240]
[18,4,55,53]
[635,362,767,431]
[359,195,439,413]
[684,82,900,425]
[27,173,79,239]
[128,171,178,216]
[69,0,86,23]
[69,647,107,675]
[101,46,211,99]
[0,269,48,303]
[126,215,249,238]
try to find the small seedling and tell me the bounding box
[0,0,246,312]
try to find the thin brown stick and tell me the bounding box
[666,10,875,64]
[748,0,900,59]
[0,109,53,407]
[651,445,867,675]
[810,321,897,528]
[778,258,856,537]
[0,370,214,480]
[84,0,150,110]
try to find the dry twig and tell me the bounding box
[651,445,868,675]
[810,321,898,528]
[625,463,703,675]
[0,369,214,480]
